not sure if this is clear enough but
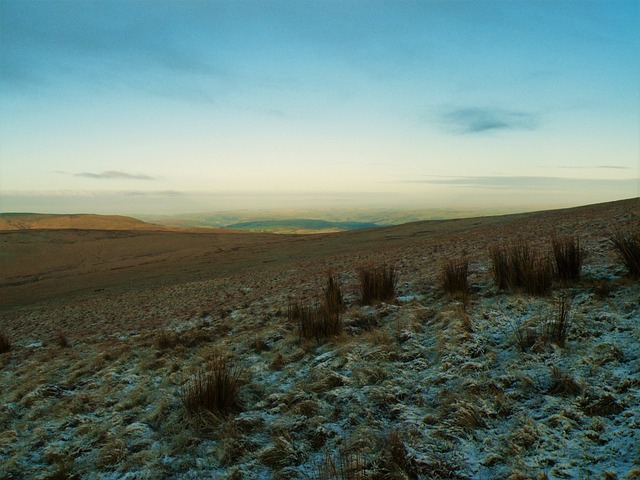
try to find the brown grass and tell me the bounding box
[490,241,551,294]
[155,330,178,350]
[316,436,366,480]
[323,273,344,317]
[288,272,345,342]
[548,366,582,396]
[179,356,243,419]
[358,264,397,305]
[0,332,11,354]
[442,258,469,296]
[290,300,343,342]
[610,227,640,278]
[551,234,584,283]
[543,296,571,348]
[53,332,70,348]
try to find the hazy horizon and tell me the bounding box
[1,1,639,215]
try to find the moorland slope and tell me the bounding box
[0,198,638,479]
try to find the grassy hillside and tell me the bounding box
[0,198,638,479]
[0,213,160,231]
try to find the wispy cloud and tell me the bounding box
[547,165,632,170]
[394,175,637,190]
[437,107,538,134]
[74,171,156,180]
[124,190,182,196]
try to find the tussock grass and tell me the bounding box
[155,330,177,350]
[510,321,538,353]
[0,332,11,354]
[290,300,343,342]
[358,264,397,305]
[53,332,70,348]
[509,296,572,351]
[288,273,345,342]
[490,241,551,294]
[316,436,366,480]
[548,366,582,396]
[610,227,640,278]
[323,273,344,317]
[179,356,243,418]
[441,258,469,296]
[552,234,584,283]
[490,245,511,290]
[544,295,571,348]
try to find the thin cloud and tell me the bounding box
[74,171,156,180]
[438,107,538,134]
[124,190,182,196]
[547,165,632,170]
[394,175,637,190]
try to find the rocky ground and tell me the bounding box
[1,201,638,479]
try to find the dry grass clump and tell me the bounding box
[0,332,11,354]
[155,330,178,350]
[510,296,572,351]
[316,436,366,480]
[511,321,538,353]
[375,429,424,478]
[579,392,624,417]
[290,300,343,342]
[490,245,511,290]
[548,367,582,396]
[289,273,345,342]
[441,258,469,296]
[53,332,70,348]
[358,264,397,305]
[551,234,584,283]
[490,241,552,294]
[543,296,571,348]
[610,227,640,278]
[179,355,243,419]
[323,273,345,317]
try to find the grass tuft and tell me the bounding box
[490,241,551,295]
[54,332,70,348]
[551,234,584,283]
[288,273,345,342]
[316,436,366,480]
[610,227,640,278]
[442,258,469,296]
[490,245,511,290]
[323,273,344,317]
[358,264,397,305]
[548,366,582,396]
[543,295,571,348]
[179,355,243,418]
[290,300,343,343]
[0,332,11,354]
[155,330,178,350]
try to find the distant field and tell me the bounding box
[135,206,511,233]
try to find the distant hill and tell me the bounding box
[225,219,379,233]
[0,213,170,231]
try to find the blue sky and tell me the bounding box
[1,0,638,214]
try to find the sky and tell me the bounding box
[1,0,639,215]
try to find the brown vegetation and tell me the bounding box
[442,258,469,296]
[179,356,244,419]
[610,226,640,278]
[490,241,552,294]
[358,264,397,304]
[0,331,10,353]
[552,234,584,282]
